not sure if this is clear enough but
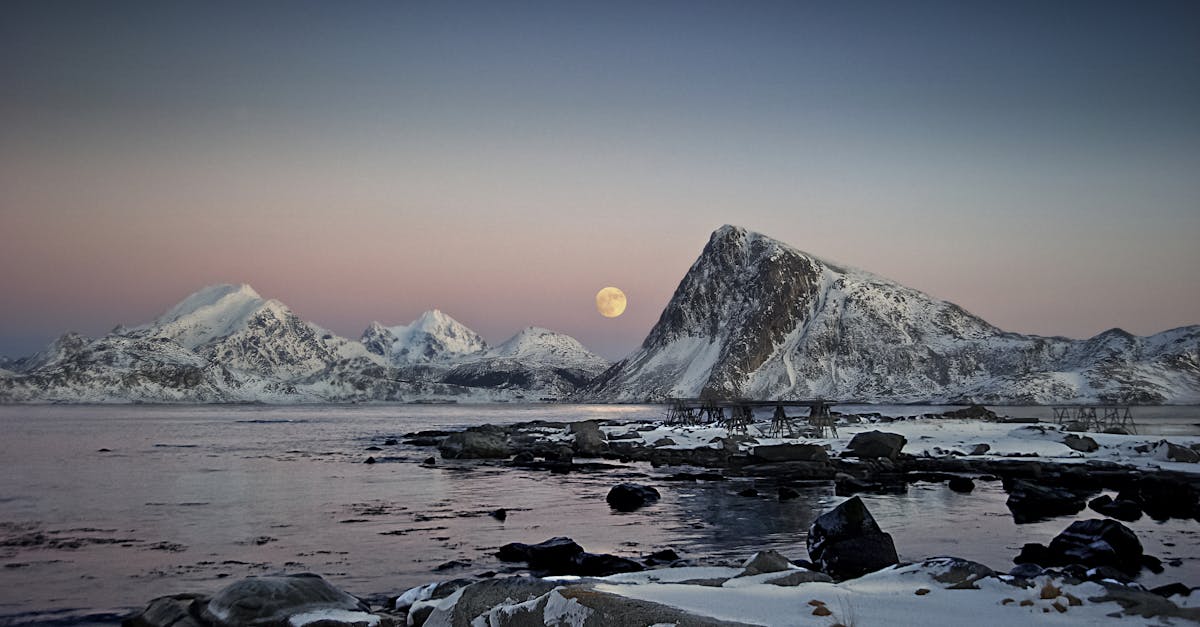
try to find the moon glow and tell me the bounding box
[596,287,627,318]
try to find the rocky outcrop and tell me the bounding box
[843,431,906,460]
[438,427,511,459]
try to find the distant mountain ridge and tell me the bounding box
[0,284,609,403]
[583,225,1200,404]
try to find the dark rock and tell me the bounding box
[750,443,828,463]
[1046,519,1144,574]
[199,574,369,627]
[489,508,507,521]
[1142,554,1164,574]
[843,431,906,460]
[969,443,991,456]
[365,446,382,451]
[1063,435,1099,453]
[642,549,680,566]
[364,456,376,465]
[1004,478,1088,524]
[1152,583,1191,599]
[652,437,677,447]
[383,438,398,446]
[573,552,644,576]
[942,405,997,420]
[1014,543,1053,566]
[435,559,471,571]
[123,593,207,627]
[511,452,535,464]
[737,488,759,497]
[764,570,833,586]
[1135,476,1199,521]
[422,456,436,466]
[807,496,899,581]
[606,483,661,512]
[496,537,583,568]
[438,428,511,459]
[922,557,995,588]
[948,477,975,493]
[778,486,800,501]
[1088,495,1142,522]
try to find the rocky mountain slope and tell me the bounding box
[583,225,1200,404]
[0,285,608,403]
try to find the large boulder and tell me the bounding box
[606,483,661,512]
[807,496,899,581]
[438,427,511,459]
[569,421,606,457]
[124,594,208,627]
[1003,479,1088,524]
[942,405,997,420]
[750,443,828,463]
[199,574,372,627]
[843,431,906,460]
[1047,519,1144,574]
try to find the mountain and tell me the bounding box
[361,310,488,366]
[0,285,607,403]
[443,327,611,397]
[584,225,1200,404]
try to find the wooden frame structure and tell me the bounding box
[1051,405,1136,434]
[664,398,839,438]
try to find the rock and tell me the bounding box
[496,537,584,569]
[737,488,759,497]
[969,443,991,456]
[922,557,995,588]
[123,593,208,627]
[1014,543,1053,566]
[1063,435,1099,453]
[364,456,376,465]
[1003,479,1088,524]
[1134,476,1199,521]
[438,428,511,459]
[763,570,833,586]
[843,431,906,460]
[642,549,680,566]
[489,508,507,521]
[1009,563,1044,579]
[608,430,641,441]
[569,421,606,457]
[365,446,382,451]
[947,477,975,493]
[1142,554,1164,574]
[1154,440,1200,463]
[1152,583,1192,598]
[1088,495,1142,522]
[942,405,997,420]
[510,452,534,464]
[606,483,661,512]
[1045,519,1144,574]
[417,578,558,627]
[383,438,398,446]
[199,574,370,627]
[778,486,800,501]
[494,537,643,577]
[738,550,792,576]
[750,443,829,463]
[422,456,436,466]
[807,496,899,581]
[573,552,644,576]
[652,437,677,447]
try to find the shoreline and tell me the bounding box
[123,408,1200,626]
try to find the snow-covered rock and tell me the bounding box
[361,309,488,366]
[584,225,1200,403]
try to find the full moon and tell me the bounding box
[595,286,627,318]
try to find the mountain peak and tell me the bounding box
[363,309,487,365]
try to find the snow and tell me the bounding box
[366,309,489,365]
[286,609,380,627]
[590,564,1160,626]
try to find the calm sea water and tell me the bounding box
[1,404,1198,626]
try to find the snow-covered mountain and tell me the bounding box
[583,225,1200,404]
[361,310,488,366]
[0,285,608,403]
[442,327,611,397]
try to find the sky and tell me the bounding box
[1,1,1198,361]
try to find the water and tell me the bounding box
[1,404,1198,626]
